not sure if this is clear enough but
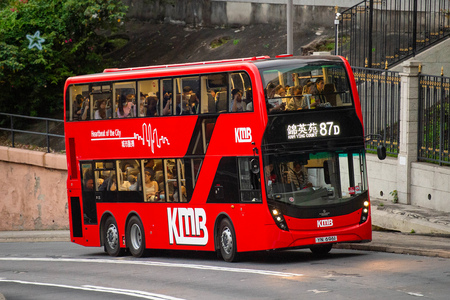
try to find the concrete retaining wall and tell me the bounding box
[123,0,359,27]
[367,153,450,213]
[0,146,68,231]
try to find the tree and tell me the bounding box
[0,0,128,117]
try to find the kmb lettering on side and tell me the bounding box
[167,208,208,245]
[235,127,252,143]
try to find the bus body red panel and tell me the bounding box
[64,56,372,259]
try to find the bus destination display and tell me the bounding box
[287,121,341,140]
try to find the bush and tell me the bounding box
[0,0,128,117]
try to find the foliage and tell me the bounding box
[389,190,398,203]
[0,0,128,117]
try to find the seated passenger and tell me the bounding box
[289,162,311,190]
[80,98,90,120]
[309,78,330,108]
[266,83,276,98]
[230,89,246,112]
[245,89,253,111]
[73,94,84,120]
[273,85,285,98]
[117,94,135,118]
[144,168,159,202]
[94,99,107,120]
[323,83,338,106]
[146,96,158,117]
[128,175,138,191]
[172,180,187,202]
[189,94,199,114]
[207,89,216,113]
[287,86,304,110]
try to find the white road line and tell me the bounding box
[0,279,184,300]
[0,257,302,277]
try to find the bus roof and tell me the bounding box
[102,56,271,73]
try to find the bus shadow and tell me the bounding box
[81,247,368,265]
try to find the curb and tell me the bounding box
[372,207,450,235]
[334,243,450,259]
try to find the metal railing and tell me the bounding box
[0,113,65,153]
[340,0,450,69]
[418,74,450,165]
[352,67,401,155]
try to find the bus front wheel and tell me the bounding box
[219,218,238,262]
[126,216,146,257]
[104,216,125,257]
[310,244,333,255]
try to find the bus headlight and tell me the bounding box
[360,200,370,224]
[269,206,289,231]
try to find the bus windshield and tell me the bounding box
[263,150,367,207]
[258,60,353,113]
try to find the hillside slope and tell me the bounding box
[106,21,334,68]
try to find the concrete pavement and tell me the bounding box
[0,199,449,259]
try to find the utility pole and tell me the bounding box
[287,0,293,55]
[335,6,341,55]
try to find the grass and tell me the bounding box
[210,36,231,49]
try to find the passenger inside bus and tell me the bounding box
[207,89,216,113]
[287,85,304,110]
[288,162,312,190]
[73,94,84,120]
[230,89,246,112]
[118,94,136,118]
[146,96,158,117]
[144,168,158,202]
[309,78,330,108]
[128,175,138,191]
[244,88,253,111]
[94,99,107,120]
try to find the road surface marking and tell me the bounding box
[0,278,184,300]
[0,257,302,277]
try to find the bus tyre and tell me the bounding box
[219,218,238,262]
[126,216,146,257]
[104,216,124,257]
[310,244,333,255]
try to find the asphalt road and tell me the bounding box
[0,241,449,299]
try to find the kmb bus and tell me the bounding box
[64,55,384,262]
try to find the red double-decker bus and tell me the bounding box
[64,55,373,261]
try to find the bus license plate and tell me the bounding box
[315,236,337,243]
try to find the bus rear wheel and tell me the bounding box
[126,216,146,257]
[104,216,125,257]
[219,218,238,262]
[310,244,333,255]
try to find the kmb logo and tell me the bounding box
[235,127,252,143]
[167,208,208,245]
[317,219,333,228]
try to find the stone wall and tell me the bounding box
[0,147,68,231]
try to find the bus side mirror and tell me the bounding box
[377,145,386,160]
[250,158,260,174]
[323,161,331,184]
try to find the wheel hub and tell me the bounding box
[130,223,142,250]
[221,227,233,255]
[106,224,119,249]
